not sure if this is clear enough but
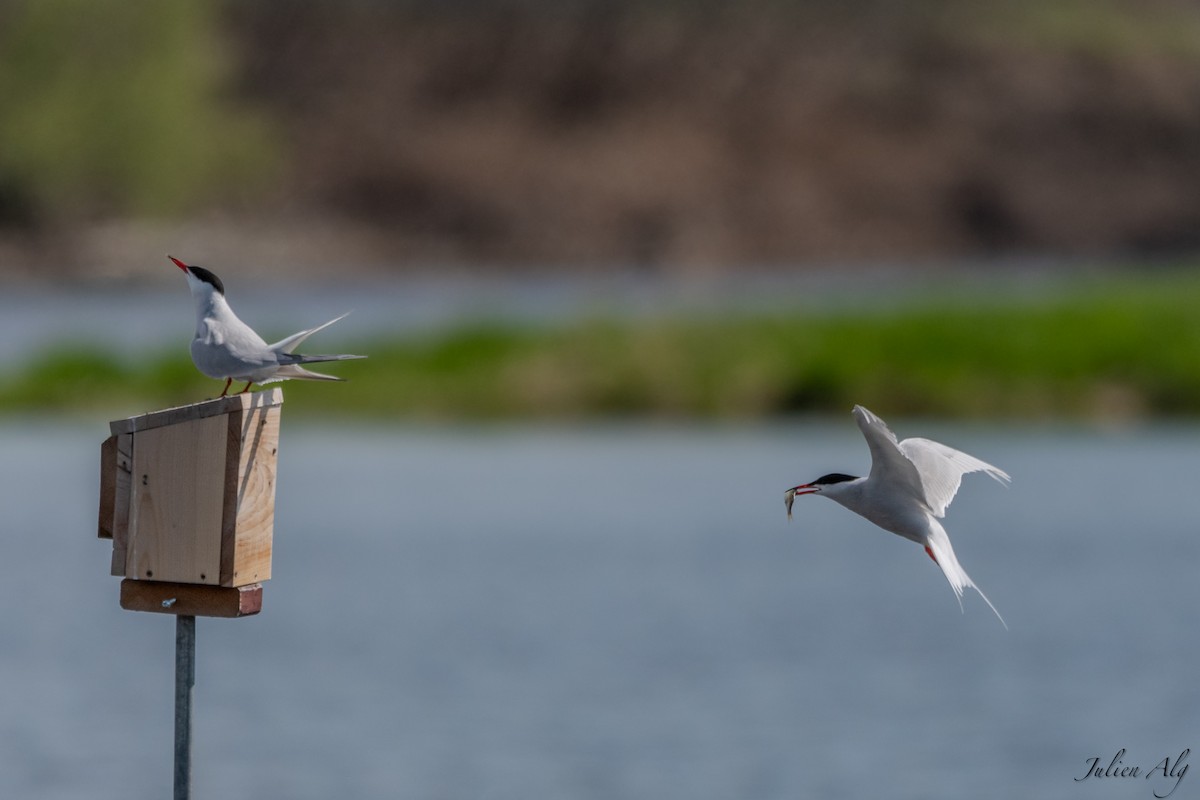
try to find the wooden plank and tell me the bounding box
[225,403,279,587]
[110,433,133,576]
[110,388,283,436]
[127,415,227,584]
[218,407,245,585]
[98,435,116,539]
[120,579,263,618]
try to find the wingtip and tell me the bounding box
[988,466,1013,485]
[851,404,882,426]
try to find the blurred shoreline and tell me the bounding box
[4,267,1199,422]
[4,0,1200,275]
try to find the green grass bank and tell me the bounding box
[5,273,1200,421]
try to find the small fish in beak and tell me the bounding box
[785,487,797,520]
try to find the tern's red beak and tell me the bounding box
[168,255,189,272]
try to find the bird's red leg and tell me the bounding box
[219,378,232,397]
[239,380,254,394]
[924,545,938,564]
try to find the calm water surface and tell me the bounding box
[0,418,1197,799]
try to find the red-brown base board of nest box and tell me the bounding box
[120,579,263,618]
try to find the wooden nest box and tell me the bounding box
[98,389,283,616]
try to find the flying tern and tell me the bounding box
[171,255,365,396]
[786,405,1009,627]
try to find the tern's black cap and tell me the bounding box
[188,266,225,295]
[170,255,225,295]
[812,473,858,485]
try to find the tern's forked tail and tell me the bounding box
[924,520,1007,629]
[262,364,346,383]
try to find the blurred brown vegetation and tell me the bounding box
[4,0,1200,274]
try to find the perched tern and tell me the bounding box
[171,255,366,396]
[786,405,1009,627]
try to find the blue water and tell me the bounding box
[1,417,1197,799]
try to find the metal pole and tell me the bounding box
[174,615,196,800]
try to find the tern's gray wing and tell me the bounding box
[190,312,276,378]
[268,312,351,354]
[852,405,926,505]
[897,437,1010,518]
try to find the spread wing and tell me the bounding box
[853,405,1010,517]
[852,405,926,506]
[269,312,351,354]
[897,437,1010,518]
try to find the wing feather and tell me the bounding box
[269,312,351,354]
[897,437,1010,518]
[852,405,926,505]
[854,405,1009,517]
